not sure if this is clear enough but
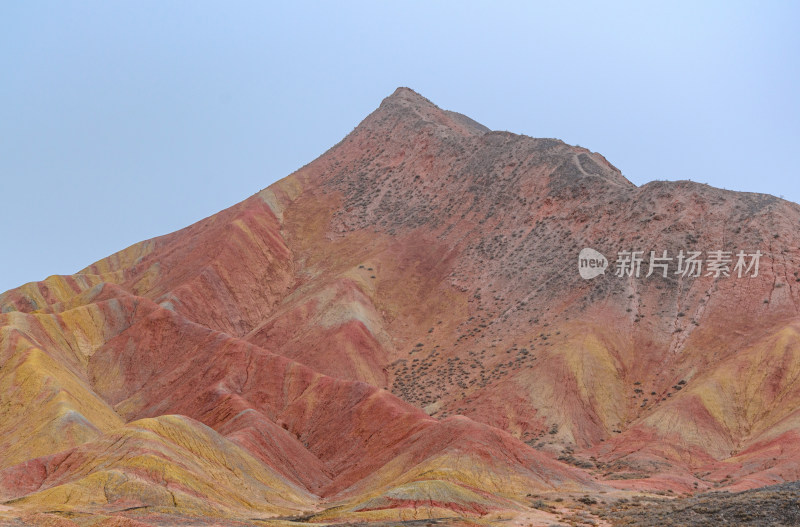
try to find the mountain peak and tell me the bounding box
[356,87,491,140]
[378,87,438,116]
[384,86,434,105]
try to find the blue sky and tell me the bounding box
[2,1,798,293]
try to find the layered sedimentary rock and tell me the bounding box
[1,88,799,525]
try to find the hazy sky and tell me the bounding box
[2,2,798,293]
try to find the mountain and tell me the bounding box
[1,87,799,526]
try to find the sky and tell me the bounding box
[1,1,799,293]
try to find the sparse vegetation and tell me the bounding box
[597,481,800,526]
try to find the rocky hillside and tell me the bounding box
[1,88,799,526]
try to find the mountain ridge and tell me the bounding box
[1,88,799,526]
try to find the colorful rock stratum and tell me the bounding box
[2,88,800,526]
